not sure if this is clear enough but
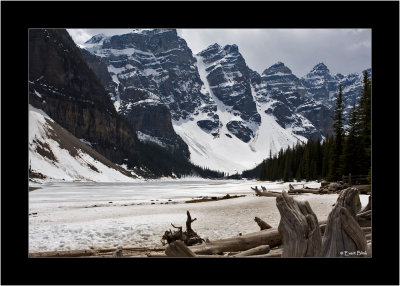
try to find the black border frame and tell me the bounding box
[2,1,399,285]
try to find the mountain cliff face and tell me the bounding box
[301,63,371,119]
[29,104,139,182]
[77,29,370,173]
[250,61,326,140]
[197,43,261,142]
[29,29,142,167]
[28,29,224,179]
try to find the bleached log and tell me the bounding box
[322,188,367,257]
[232,245,270,257]
[189,228,282,255]
[276,191,322,257]
[29,249,97,257]
[146,252,168,257]
[253,187,281,197]
[261,247,283,257]
[165,240,196,257]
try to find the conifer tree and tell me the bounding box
[330,85,345,180]
[341,103,360,175]
[357,71,372,175]
[259,160,267,181]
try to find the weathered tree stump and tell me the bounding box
[184,211,204,245]
[165,240,197,257]
[254,217,272,230]
[322,188,367,257]
[276,191,322,257]
[161,211,204,246]
[356,195,371,227]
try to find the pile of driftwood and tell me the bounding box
[158,187,371,258]
[252,181,371,197]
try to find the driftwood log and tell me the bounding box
[262,247,283,257]
[252,186,281,197]
[288,185,320,194]
[112,246,123,257]
[276,191,322,257]
[322,188,367,257]
[254,217,272,230]
[165,240,196,257]
[189,228,282,255]
[231,245,270,257]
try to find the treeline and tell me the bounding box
[134,140,225,179]
[243,71,371,182]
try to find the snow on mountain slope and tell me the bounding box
[78,30,370,174]
[29,105,139,182]
[171,56,305,174]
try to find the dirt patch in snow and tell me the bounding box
[33,138,58,162]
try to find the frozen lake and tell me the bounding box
[29,179,318,208]
[29,179,367,253]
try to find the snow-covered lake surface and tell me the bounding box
[29,179,369,253]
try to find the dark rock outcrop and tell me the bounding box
[226,121,254,143]
[198,43,260,124]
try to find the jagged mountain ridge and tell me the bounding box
[29,29,224,180]
[79,29,370,173]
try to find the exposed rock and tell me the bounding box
[226,121,253,142]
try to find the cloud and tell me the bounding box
[179,29,371,77]
[67,28,371,77]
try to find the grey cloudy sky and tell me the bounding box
[67,28,371,77]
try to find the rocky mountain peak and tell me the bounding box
[131,28,177,36]
[223,44,239,53]
[307,62,330,77]
[85,33,107,44]
[262,61,293,75]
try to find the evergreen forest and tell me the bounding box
[242,71,371,182]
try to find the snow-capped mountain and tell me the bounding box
[79,29,370,173]
[29,29,225,181]
[301,63,371,118]
[250,61,326,140]
[29,105,139,182]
